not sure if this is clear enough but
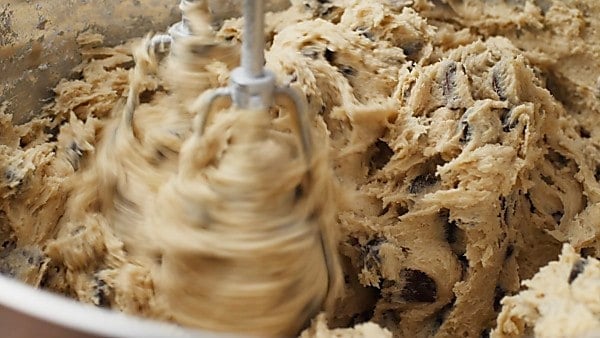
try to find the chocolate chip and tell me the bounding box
[400,269,437,303]
[442,62,457,99]
[324,48,335,63]
[439,208,458,244]
[362,238,384,271]
[359,30,374,41]
[408,172,438,194]
[568,258,587,284]
[500,108,517,132]
[369,140,394,171]
[294,184,304,201]
[93,277,110,308]
[402,41,423,62]
[480,328,491,338]
[540,174,554,185]
[492,68,507,101]
[493,286,506,312]
[458,110,472,143]
[378,204,390,216]
[339,65,356,77]
[524,192,536,213]
[45,125,60,143]
[578,126,591,138]
[595,166,600,182]
[581,247,597,258]
[545,149,570,169]
[396,205,409,217]
[505,244,515,260]
[552,211,563,224]
[139,90,155,104]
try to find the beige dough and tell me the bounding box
[492,244,600,338]
[0,0,599,337]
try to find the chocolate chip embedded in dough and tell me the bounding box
[500,108,517,132]
[324,48,335,63]
[493,286,506,312]
[339,65,356,77]
[442,62,458,100]
[580,247,597,258]
[92,277,111,308]
[492,67,507,101]
[568,258,588,284]
[369,140,394,172]
[545,149,570,169]
[400,269,438,303]
[458,109,472,143]
[552,211,563,224]
[505,244,515,260]
[408,172,438,194]
[439,208,458,244]
[361,237,384,271]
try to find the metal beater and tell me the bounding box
[148,0,312,155]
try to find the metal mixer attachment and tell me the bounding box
[191,0,313,160]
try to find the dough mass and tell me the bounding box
[1,0,600,337]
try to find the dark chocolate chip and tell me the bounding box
[458,110,472,143]
[442,62,457,99]
[595,166,600,182]
[93,277,110,308]
[45,125,60,143]
[493,286,506,312]
[402,41,423,61]
[369,140,394,171]
[552,211,563,224]
[439,208,458,244]
[294,184,304,201]
[500,109,517,132]
[378,204,391,216]
[396,205,409,217]
[139,90,155,104]
[578,127,591,138]
[480,328,491,338]
[492,69,507,101]
[545,149,569,169]
[408,173,438,194]
[400,269,438,303]
[324,48,335,63]
[568,258,587,284]
[540,174,554,185]
[339,65,356,77]
[524,192,536,213]
[581,247,597,258]
[362,238,384,270]
[505,244,515,260]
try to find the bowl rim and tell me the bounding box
[0,274,243,338]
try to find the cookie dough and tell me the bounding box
[0,0,599,337]
[492,244,600,338]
